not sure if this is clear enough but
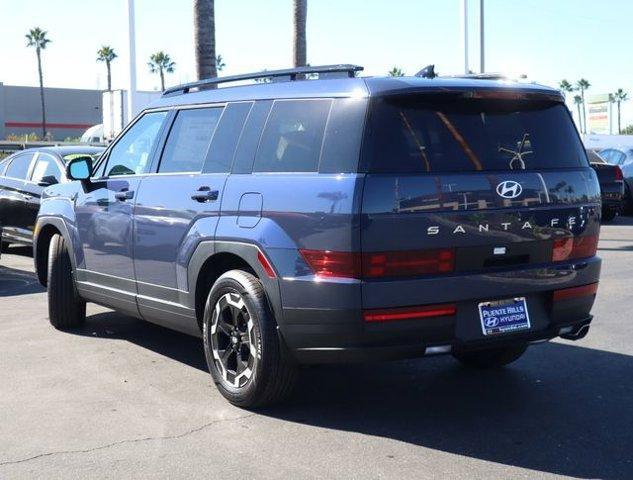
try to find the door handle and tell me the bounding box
[191,186,219,203]
[114,189,134,201]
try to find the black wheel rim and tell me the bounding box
[210,292,257,388]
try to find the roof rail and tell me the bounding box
[447,72,527,81]
[162,64,364,96]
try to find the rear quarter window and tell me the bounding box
[363,96,588,173]
[253,99,332,173]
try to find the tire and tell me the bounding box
[203,270,297,408]
[623,183,633,216]
[602,208,617,222]
[47,234,86,329]
[452,344,528,369]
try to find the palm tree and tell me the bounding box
[194,0,217,85]
[293,0,307,68]
[576,78,591,134]
[388,67,405,77]
[25,27,51,138]
[613,89,628,135]
[96,46,117,91]
[573,95,583,132]
[559,79,573,95]
[148,52,176,91]
[216,54,226,72]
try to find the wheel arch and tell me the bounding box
[189,241,283,333]
[34,217,76,287]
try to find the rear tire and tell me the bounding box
[602,208,617,222]
[453,344,528,369]
[47,234,86,329]
[203,270,297,408]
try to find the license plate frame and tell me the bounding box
[478,297,531,336]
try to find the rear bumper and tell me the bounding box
[279,257,601,364]
[289,316,592,363]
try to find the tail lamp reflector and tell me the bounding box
[363,304,457,323]
[553,282,598,301]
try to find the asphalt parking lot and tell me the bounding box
[1,220,632,480]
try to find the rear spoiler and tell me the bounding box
[375,87,565,104]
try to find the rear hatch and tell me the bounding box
[359,91,601,315]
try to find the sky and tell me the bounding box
[0,0,632,127]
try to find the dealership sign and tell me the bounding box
[587,94,611,135]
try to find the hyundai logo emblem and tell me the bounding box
[496,180,523,199]
[485,317,500,328]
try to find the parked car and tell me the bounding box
[598,147,633,213]
[0,146,104,250]
[34,65,601,407]
[586,149,624,221]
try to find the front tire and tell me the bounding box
[203,270,297,408]
[453,344,528,369]
[47,234,86,329]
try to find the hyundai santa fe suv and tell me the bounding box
[34,65,602,407]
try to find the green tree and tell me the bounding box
[621,124,633,135]
[613,88,628,134]
[25,27,51,138]
[388,67,405,77]
[216,54,226,72]
[559,79,574,95]
[573,95,583,132]
[194,0,217,85]
[96,46,117,91]
[148,51,176,91]
[575,78,591,134]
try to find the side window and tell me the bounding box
[253,99,332,173]
[4,153,34,180]
[105,111,167,177]
[158,108,223,173]
[30,154,62,184]
[204,102,253,173]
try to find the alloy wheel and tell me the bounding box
[209,292,258,388]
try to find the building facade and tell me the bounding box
[0,83,102,140]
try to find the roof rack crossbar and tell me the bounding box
[162,64,364,96]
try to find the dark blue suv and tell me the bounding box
[34,65,602,407]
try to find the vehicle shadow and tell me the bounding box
[0,266,45,297]
[2,245,33,257]
[72,312,631,479]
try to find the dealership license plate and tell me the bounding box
[478,297,531,336]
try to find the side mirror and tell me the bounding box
[66,156,93,182]
[37,175,59,187]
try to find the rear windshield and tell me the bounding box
[363,96,587,173]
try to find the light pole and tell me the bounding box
[480,0,485,73]
[125,0,137,123]
[461,0,469,74]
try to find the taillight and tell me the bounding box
[299,248,455,279]
[363,303,457,322]
[553,282,598,301]
[362,249,455,278]
[552,235,598,262]
[298,250,361,278]
[615,166,624,181]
